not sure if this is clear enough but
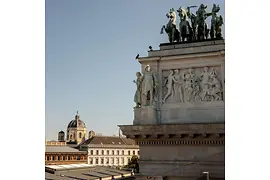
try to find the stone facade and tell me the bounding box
[119,40,225,180]
[133,40,225,125]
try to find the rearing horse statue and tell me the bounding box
[177,7,193,42]
[210,4,224,39]
[160,8,180,43]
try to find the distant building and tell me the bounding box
[48,111,139,167]
[66,111,87,145]
[45,141,87,165]
[78,134,140,167]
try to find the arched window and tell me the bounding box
[128,150,130,155]
[63,156,66,160]
[112,150,114,155]
[46,156,50,161]
[90,150,93,155]
[122,150,124,155]
[107,150,109,155]
[52,156,55,160]
[96,150,99,155]
[68,156,71,160]
[101,150,104,155]
[79,132,82,138]
[117,150,119,155]
[57,156,61,160]
[70,135,73,140]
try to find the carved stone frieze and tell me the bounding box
[162,66,223,103]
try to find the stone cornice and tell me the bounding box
[136,139,224,145]
[137,50,224,63]
[119,123,224,141]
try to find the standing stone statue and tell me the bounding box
[142,65,158,106]
[133,72,143,108]
[210,4,224,39]
[160,8,180,43]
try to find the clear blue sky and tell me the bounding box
[45,0,225,140]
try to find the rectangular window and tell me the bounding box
[111,158,114,164]
[101,158,104,164]
[89,158,93,164]
[117,150,119,155]
[102,150,104,155]
[91,150,93,155]
[52,156,55,160]
[58,156,61,160]
[112,150,114,155]
[122,150,124,155]
[77,156,80,160]
[128,151,130,155]
[63,156,66,160]
[46,156,50,161]
[133,150,135,155]
[107,150,109,155]
[68,156,71,160]
[95,158,99,164]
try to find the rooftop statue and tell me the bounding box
[196,4,212,40]
[186,6,198,40]
[177,7,193,42]
[160,4,223,43]
[160,8,180,43]
[210,4,224,39]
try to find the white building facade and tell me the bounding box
[78,135,139,167]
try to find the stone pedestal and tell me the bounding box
[134,107,158,125]
[119,40,225,180]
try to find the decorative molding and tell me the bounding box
[119,124,225,137]
[137,139,224,145]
